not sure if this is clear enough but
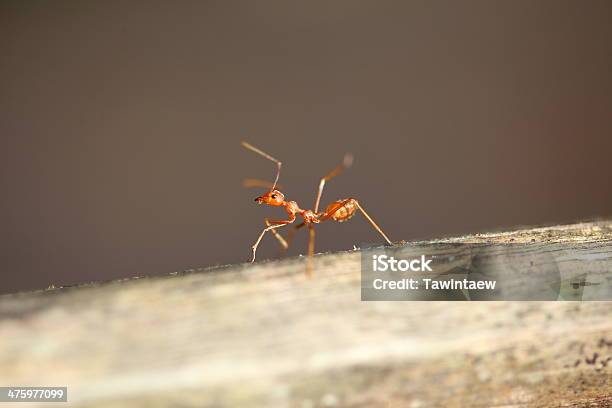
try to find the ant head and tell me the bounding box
[255,189,285,206]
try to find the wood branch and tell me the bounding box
[0,220,611,407]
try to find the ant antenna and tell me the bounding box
[241,141,282,190]
[242,179,283,190]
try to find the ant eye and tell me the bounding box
[271,194,277,199]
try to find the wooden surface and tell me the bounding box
[0,220,611,407]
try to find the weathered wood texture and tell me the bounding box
[0,220,611,407]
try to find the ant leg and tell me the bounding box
[263,220,308,257]
[251,218,294,262]
[354,200,393,246]
[321,199,393,246]
[307,224,315,277]
[265,218,288,250]
[313,153,353,213]
[281,221,306,255]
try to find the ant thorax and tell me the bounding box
[285,201,318,223]
[285,201,301,215]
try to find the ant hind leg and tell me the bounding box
[354,200,393,246]
[320,198,394,246]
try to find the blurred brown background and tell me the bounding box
[1,1,611,294]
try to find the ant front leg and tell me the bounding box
[250,217,295,263]
[280,221,306,256]
[265,218,289,250]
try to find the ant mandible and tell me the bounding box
[242,141,394,275]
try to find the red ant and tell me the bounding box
[242,141,394,274]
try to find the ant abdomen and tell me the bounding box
[326,198,358,222]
